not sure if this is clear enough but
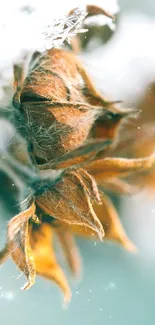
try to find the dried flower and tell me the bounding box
[0,4,154,305]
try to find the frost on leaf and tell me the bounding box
[42,7,88,50]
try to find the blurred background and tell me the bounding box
[1,0,155,324]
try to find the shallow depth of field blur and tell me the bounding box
[1,0,155,324]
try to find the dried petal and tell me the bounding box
[0,203,37,290]
[55,225,81,275]
[39,139,112,170]
[101,178,138,195]
[86,155,155,180]
[36,172,104,240]
[93,114,124,140]
[69,193,136,252]
[11,219,36,291]
[31,223,71,304]
[0,245,10,264]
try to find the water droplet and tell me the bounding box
[109,282,116,289]
[3,291,15,301]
